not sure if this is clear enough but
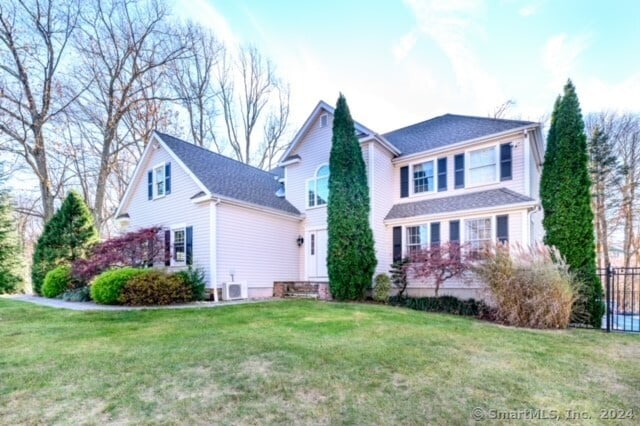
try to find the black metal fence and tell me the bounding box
[598,266,640,333]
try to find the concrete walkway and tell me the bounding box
[5,294,280,311]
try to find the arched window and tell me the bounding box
[308,165,330,207]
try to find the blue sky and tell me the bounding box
[175,0,639,133]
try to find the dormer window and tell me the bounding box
[319,114,328,128]
[308,165,330,208]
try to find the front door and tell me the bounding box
[307,229,328,279]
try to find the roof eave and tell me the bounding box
[383,200,538,225]
[391,123,541,164]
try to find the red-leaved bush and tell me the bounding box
[72,227,165,284]
[406,242,469,296]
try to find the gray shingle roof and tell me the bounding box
[383,114,536,156]
[156,132,300,215]
[385,188,535,220]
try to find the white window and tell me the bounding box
[154,164,165,198]
[413,161,435,193]
[319,114,328,128]
[406,225,428,255]
[308,165,330,208]
[465,217,492,253]
[173,228,186,263]
[469,147,497,185]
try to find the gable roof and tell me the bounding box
[155,132,300,216]
[383,114,537,156]
[385,188,536,220]
[278,100,400,166]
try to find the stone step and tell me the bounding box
[284,292,319,299]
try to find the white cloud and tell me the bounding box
[401,0,506,112]
[393,32,418,61]
[172,0,240,48]
[519,1,542,17]
[542,33,590,89]
[579,73,640,113]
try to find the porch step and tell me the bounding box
[284,292,319,299]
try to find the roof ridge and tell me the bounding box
[383,113,535,137]
[155,131,280,178]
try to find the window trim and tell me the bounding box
[306,163,330,209]
[152,162,166,199]
[170,223,187,266]
[319,113,328,128]
[412,160,436,194]
[405,224,429,256]
[466,145,499,188]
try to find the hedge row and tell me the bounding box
[388,295,493,318]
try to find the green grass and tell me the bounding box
[1,299,638,425]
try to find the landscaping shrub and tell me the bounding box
[42,265,73,298]
[173,267,206,301]
[32,191,98,294]
[389,258,410,297]
[72,227,164,284]
[473,243,578,329]
[373,273,391,303]
[61,286,92,302]
[389,295,491,317]
[119,271,192,306]
[91,268,147,305]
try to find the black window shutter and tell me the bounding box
[497,215,509,243]
[500,143,512,181]
[454,154,465,188]
[186,226,193,265]
[449,220,460,243]
[437,157,447,192]
[165,162,172,194]
[393,226,402,262]
[148,170,153,200]
[164,230,171,266]
[430,222,441,246]
[400,166,409,198]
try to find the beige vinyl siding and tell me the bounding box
[392,133,528,204]
[371,143,395,275]
[388,208,529,299]
[120,144,212,283]
[216,203,300,297]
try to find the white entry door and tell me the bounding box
[307,229,328,279]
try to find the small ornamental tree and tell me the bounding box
[31,191,99,294]
[327,94,377,300]
[72,227,165,284]
[0,186,23,294]
[406,242,468,296]
[540,80,604,327]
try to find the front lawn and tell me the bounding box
[1,299,638,424]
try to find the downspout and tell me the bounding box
[210,197,221,302]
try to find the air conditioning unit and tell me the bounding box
[223,282,248,300]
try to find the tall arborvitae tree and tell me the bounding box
[31,191,99,294]
[540,80,604,327]
[0,186,23,294]
[327,94,377,300]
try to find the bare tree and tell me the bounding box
[217,45,290,168]
[72,0,186,230]
[490,99,516,119]
[0,0,80,221]
[168,22,223,150]
[588,112,640,267]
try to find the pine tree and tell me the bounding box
[0,186,23,294]
[31,191,99,295]
[540,80,604,327]
[327,94,377,300]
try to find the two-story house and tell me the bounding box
[116,100,544,300]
